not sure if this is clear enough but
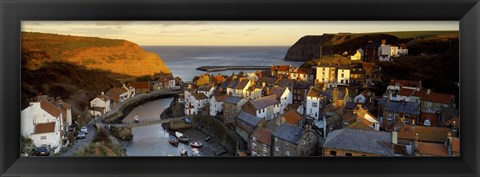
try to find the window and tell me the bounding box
[275,137,278,142]
[330,151,337,156]
[312,102,317,107]
[286,150,290,156]
[41,136,46,140]
[275,146,279,151]
[346,153,352,156]
[341,74,344,77]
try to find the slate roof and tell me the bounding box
[272,123,305,144]
[323,128,394,156]
[214,94,228,102]
[249,95,278,110]
[224,96,243,104]
[269,86,288,100]
[198,85,212,92]
[383,101,420,115]
[227,79,240,89]
[221,80,231,90]
[294,80,314,90]
[276,78,296,88]
[256,77,277,86]
[236,79,250,90]
[237,111,262,126]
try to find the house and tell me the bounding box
[272,123,319,156]
[89,93,111,117]
[21,100,66,154]
[53,98,73,129]
[287,67,308,81]
[378,39,393,61]
[106,85,134,103]
[276,77,296,93]
[154,72,176,88]
[293,80,314,111]
[256,77,277,87]
[223,96,248,125]
[226,79,240,96]
[322,87,352,108]
[316,63,337,84]
[241,95,280,121]
[277,109,304,127]
[350,48,364,60]
[323,128,394,156]
[386,80,422,99]
[210,94,227,116]
[382,101,420,131]
[187,93,209,115]
[198,84,216,98]
[235,111,264,143]
[353,104,380,131]
[127,81,151,94]
[362,62,382,85]
[336,64,350,85]
[306,87,323,120]
[245,84,263,100]
[249,127,273,156]
[267,86,292,114]
[234,78,254,98]
[414,132,458,157]
[349,63,365,86]
[417,89,456,114]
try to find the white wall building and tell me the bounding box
[209,95,226,116]
[306,87,323,119]
[316,64,337,84]
[337,65,351,85]
[89,93,111,117]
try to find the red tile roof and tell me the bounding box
[251,127,273,146]
[40,100,61,117]
[397,124,416,140]
[390,79,421,87]
[397,88,416,96]
[34,122,56,134]
[282,110,302,125]
[416,126,451,143]
[128,82,151,90]
[419,112,440,126]
[277,65,289,72]
[96,94,110,102]
[417,142,449,156]
[415,90,454,104]
[451,137,460,153]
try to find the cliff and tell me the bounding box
[21,32,171,116]
[22,32,170,76]
[284,31,458,61]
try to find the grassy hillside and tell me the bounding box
[22,32,171,76]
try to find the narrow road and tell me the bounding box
[60,120,97,156]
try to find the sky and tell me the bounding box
[21,21,458,46]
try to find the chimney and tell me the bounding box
[381,39,387,45]
[262,82,266,87]
[266,87,270,95]
[426,89,431,94]
[101,91,105,95]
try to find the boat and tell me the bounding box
[134,115,140,123]
[179,147,188,156]
[204,136,211,141]
[169,135,178,146]
[190,142,202,147]
[175,132,189,143]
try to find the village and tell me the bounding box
[20,39,460,157]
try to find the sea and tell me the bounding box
[142,46,303,82]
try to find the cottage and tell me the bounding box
[306,87,323,120]
[316,63,337,84]
[89,93,111,117]
[378,40,393,62]
[349,63,365,86]
[277,109,304,127]
[241,95,280,121]
[382,101,420,132]
[353,105,380,131]
[336,64,350,85]
[350,48,364,60]
[249,127,273,156]
[21,100,67,154]
[106,85,134,103]
[293,80,314,111]
[272,123,318,156]
[267,86,292,114]
[198,84,216,98]
[236,111,264,143]
[363,40,380,62]
[223,96,248,125]
[209,94,227,116]
[323,128,394,156]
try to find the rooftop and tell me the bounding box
[34,122,56,134]
[383,101,420,115]
[282,110,303,125]
[224,96,244,104]
[324,128,394,156]
[251,127,273,146]
[237,111,262,126]
[249,95,278,110]
[272,123,305,144]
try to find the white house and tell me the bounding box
[21,100,66,153]
[235,78,254,98]
[269,86,292,114]
[185,93,209,115]
[89,93,111,117]
[209,94,227,116]
[242,95,280,121]
[316,63,337,84]
[198,85,216,98]
[106,85,134,103]
[337,64,350,85]
[306,87,323,120]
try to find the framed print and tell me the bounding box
[1,0,479,177]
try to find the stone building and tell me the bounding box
[223,96,247,125]
[272,123,319,156]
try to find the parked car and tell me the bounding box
[76,131,87,139]
[34,146,50,156]
[80,126,88,134]
[67,125,75,132]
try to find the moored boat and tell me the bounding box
[204,136,211,141]
[175,131,190,143]
[190,142,202,147]
[179,147,188,156]
[169,135,178,146]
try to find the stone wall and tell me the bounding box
[192,115,238,156]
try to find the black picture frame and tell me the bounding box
[1,0,479,176]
